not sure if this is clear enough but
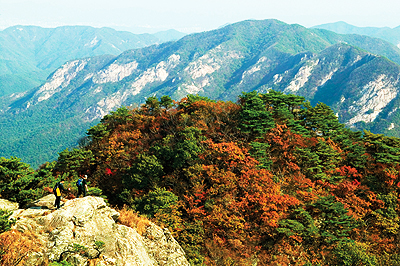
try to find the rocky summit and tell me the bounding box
[6,196,189,266]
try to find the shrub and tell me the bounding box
[88,187,104,197]
[49,261,74,266]
[117,207,151,235]
[0,209,15,234]
[0,230,41,266]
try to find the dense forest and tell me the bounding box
[1,90,400,265]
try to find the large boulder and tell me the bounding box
[11,196,189,266]
[0,198,19,211]
[24,194,57,209]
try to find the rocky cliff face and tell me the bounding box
[5,196,189,266]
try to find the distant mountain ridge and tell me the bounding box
[3,19,400,167]
[0,25,186,97]
[313,21,400,48]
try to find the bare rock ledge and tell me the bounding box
[7,196,189,266]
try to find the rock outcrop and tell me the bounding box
[8,196,189,266]
[24,194,58,209]
[0,198,19,211]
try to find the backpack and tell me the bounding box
[53,183,58,195]
[53,182,60,196]
[76,178,83,187]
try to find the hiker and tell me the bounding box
[53,180,70,209]
[76,174,89,197]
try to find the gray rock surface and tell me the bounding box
[24,194,57,209]
[9,196,189,266]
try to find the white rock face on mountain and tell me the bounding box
[284,59,319,93]
[185,52,221,80]
[180,45,243,95]
[92,61,139,84]
[8,196,189,266]
[242,57,268,80]
[318,69,337,87]
[130,55,177,94]
[84,54,181,121]
[85,36,99,48]
[347,74,398,125]
[34,60,88,104]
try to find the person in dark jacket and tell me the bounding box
[77,175,89,197]
[54,180,70,209]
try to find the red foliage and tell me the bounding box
[63,95,400,264]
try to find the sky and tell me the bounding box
[1,0,400,34]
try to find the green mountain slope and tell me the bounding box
[3,19,400,167]
[0,25,185,97]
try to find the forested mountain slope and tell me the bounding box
[0,25,184,97]
[3,19,400,167]
[2,91,400,265]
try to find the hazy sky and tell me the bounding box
[1,0,400,33]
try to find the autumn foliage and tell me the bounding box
[9,91,400,265]
[0,229,42,266]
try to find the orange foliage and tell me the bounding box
[0,229,42,266]
[265,124,305,175]
[64,94,400,264]
[184,140,300,260]
[335,165,362,179]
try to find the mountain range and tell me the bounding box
[2,19,400,167]
[0,25,186,97]
[314,21,400,48]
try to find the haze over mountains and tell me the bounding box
[0,25,186,97]
[314,21,400,48]
[2,19,400,167]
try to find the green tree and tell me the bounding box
[363,130,400,165]
[144,96,161,115]
[160,95,174,110]
[238,91,274,138]
[311,196,357,245]
[296,138,343,183]
[249,141,272,169]
[87,123,111,143]
[101,106,133,129]
[277,207,318,244]
[261,90,305,122]
[302,102,345,137]
[0,157,42,206]
[153,127,205,171]
[135,187,179,218]
[122,153,164,191]
[54,148,94,178]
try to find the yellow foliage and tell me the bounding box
[117,207,151,235]
[372,211,400,235]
